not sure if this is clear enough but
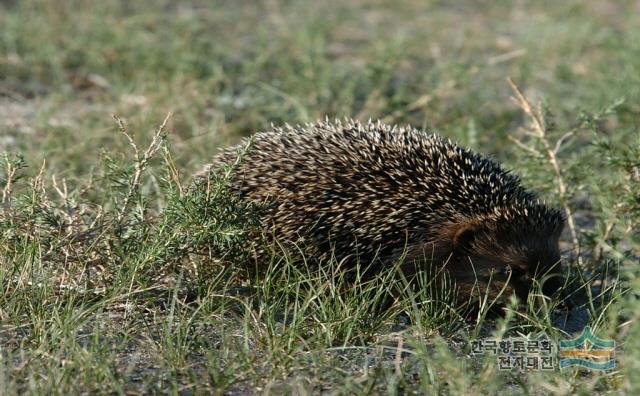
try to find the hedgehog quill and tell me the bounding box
[196,119,565,304]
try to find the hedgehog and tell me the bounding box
[196,119,565,304]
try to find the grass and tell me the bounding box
[1,0,639,394]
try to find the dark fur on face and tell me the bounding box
[401,214,565,304]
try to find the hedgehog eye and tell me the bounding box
[501,266,513,278]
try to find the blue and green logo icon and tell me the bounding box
[559,326,615,370]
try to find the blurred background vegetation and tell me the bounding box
[2,0,638,173]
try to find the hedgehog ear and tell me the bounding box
[453,224,477,251]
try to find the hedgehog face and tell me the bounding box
[445,219,565,304]
[402,217,565,304]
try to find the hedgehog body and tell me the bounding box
[198,119,565,301]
